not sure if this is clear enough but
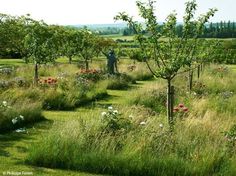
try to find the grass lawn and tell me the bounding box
[1,59,236,175]
[0,59,25,66]
[0,76,152,175]
[0,118,100,176]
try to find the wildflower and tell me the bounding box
[101,112,107,117]
[113,110,118,114]
[159,124,164,128]
[129,115,134,119]
[179,104,184,108]
[108,106,113,111]
[183,107,189,112]
[140,121,146,125]
[19,115,24,120]
[2,101,7,107]
[15,128,27,133]
[173,107,179,112]
[12,118,18,124]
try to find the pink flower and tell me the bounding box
[183,107,189,112]
[173,107,179,112]
[179,104,184,108]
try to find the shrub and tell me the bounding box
[101,106,132,133]
[76,69,103,82]
[43,91,75,110]
[106,73,135,90]
[0,100,43,133]
[128,89,166,113]
[128,66,153,81]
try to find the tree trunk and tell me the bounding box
[85,59,89,71]
[34,62,39,85]
[167,79,174,127]
[170,86,175,117]
[188,70,193,92]
[69,56,72,64]
[197,65,200,79]
[200,63,203,72]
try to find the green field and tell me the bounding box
[0,58,236,175]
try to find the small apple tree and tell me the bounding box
[78,29,98,70]
[61,28,83,64]
[24,20,61,85]
[115,0,216,127]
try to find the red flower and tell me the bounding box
[179,104,184,108]
[48,77,52,80]
[173,107,179,112]
[80,69,86,73]
[183,107,189,112]
[44,79,47,83]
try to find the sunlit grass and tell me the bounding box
[1,58,236,175]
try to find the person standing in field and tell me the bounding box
[103,49,118,74]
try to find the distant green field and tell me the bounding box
[0,59,24,66]
[101,34,134,41]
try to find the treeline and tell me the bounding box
[122,21,236,38]
[203,21,236,38]
[0,13,115,59]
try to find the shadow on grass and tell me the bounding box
[0,118,53,158]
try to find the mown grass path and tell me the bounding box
[0,80,156,176]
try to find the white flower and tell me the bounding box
[15,128,26,133]
[193,92,197,96]
[159,124,164,128]
[12,118,18,124]
[19,115,24,120]
[113,110,118,114]
[129,115,134,119]
[2,101,7,107]
[140,121,146,125]
[108,106,113,111]
[101,112,107,117]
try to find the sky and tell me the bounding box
[0,0,235,25]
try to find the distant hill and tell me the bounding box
[69,23,128,29]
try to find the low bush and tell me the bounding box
[129,67,153,81]
[106,73,135,90]
[43,91,75,110]
[128,89,166,113]
[0,100,43,133]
